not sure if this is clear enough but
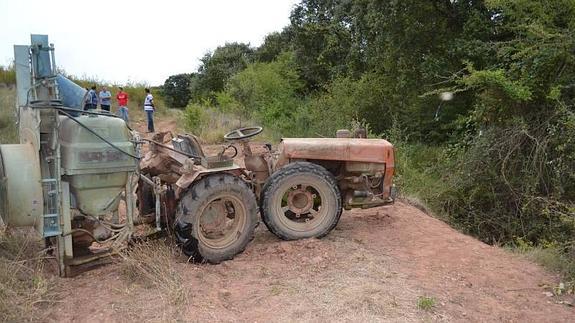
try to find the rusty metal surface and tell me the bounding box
[279,138,394,165]
[175,163,242,191]
[275,138,396,208]
[139,131,397,221]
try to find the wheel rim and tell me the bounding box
[272,177,333,233]
[197,194,247,249]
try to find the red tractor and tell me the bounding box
[138,126,396,262]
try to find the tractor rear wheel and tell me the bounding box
[136,175,155,216]
[174,174,258,263]
[261,162,342,240]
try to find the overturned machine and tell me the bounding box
[0,35,396,275]
[139,127,397,263]
[0,35,138,276]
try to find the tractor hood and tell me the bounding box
[278,138,394,165]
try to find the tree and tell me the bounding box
[162,73,193,108]
[218,52,307,136]
[255,28,294,63]
[194,43,255,100]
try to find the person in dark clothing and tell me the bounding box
[84,85,98,110]
[83,87,91,110]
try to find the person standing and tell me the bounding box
[83,87,91,110]
[99,86,112,111]
[85,85,98,110]
[116,87,129,123]
[144,88,155,132]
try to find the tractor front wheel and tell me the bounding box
[261,162,342,240]
[174,174,258,263]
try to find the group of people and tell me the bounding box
[83,86,156,132]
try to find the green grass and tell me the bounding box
[416,296,436,311]
[510,240,575,287]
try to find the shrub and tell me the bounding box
[440,123,575,245]
[184,103,206,131]
[220,52,308,137]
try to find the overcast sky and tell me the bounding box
[0,0,297,85]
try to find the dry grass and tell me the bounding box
[119,239,189,306]
[0,66,16,85]
[0,228,56,322]
[0,87,18,144]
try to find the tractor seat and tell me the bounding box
[171,134,205,158]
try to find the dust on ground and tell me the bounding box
[45,202,573,322]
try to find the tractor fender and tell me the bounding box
[175,164,243,198]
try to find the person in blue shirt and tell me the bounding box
[99,86,112,111]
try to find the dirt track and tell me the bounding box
[46,202,573,322]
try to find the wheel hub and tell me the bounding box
[287,188,314,215]
[200,201,227,235]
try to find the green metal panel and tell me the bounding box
[59,115,137,216]
[0,144,43,228]
[59,115,136,173]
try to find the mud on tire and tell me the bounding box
[174,174,258,263]
[260,161,342,240]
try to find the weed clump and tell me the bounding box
[119,239,188,306]
[416,296,436,311]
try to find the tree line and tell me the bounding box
[162,0,575,274]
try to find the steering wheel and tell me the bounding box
[223,126,263,141]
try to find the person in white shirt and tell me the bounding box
[144,88,155,132]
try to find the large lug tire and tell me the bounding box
[174,174,258,263]
[136,175,155,216]
[261,162,342,240]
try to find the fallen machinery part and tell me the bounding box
[0,35,138,277]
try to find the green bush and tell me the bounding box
[184,104,206,131]
[218,52,309,138]
[439,123,575,244]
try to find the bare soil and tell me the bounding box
[42,120,574,322]
[44,202,573,322]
